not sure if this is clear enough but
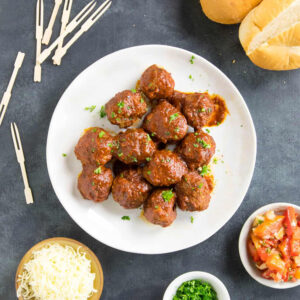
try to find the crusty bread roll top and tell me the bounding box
[200,0,263,24]
[239,0,300,70]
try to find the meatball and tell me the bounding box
[143,100,188,143]
[78,164,113,202]
[112,168,152,209]
[75,127,113,166]
[176,130,216,170]
[112,128,156,164]
[175,171,211,211]
[143,150,188,186]
[105,90,147,128]
[140,65,175,101]
[182,93,214,129]
[143,188,177,227]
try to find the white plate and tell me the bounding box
[47,45,256,254]
[163,271,230,300]
[239,202,300,289]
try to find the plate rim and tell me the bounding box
[46,44,257,254]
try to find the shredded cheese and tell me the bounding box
[17,243,97,300]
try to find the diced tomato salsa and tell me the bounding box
[248,206,300,282]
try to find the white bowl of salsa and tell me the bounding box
[163,271,230,300]
[239,202,300,289]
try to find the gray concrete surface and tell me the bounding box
[0,0,299,299]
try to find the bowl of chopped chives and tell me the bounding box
[163,271,230,300]
[15,237,103,300]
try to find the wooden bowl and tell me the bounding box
[15,237,103,300]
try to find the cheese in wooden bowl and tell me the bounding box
[15,237,103,300]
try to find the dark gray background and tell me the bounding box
[0,0,299,299]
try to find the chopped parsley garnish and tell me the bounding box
[201,108,206,112]
[116,118,121,122]
[193,143,199,148]
[175,127,180,133]
[146,134,151,141]
[146,157,151,162]
[111,112,116,118]
[117,101,124,108]
[189,74,194,81]
[140,98,145,103]
[91,128,97,132]
[155,205,159,209]
[161,189,174,202]
[118,152,123,157]
[169,113,179,123]
[62,153,67,157]
[146,170,151,175]
[174,280,217,300]
[131,156,138,163]
[198,183,203,189]
[205,128,210,133]
[85,105,96,112]
[194,132,199,136]
[100,105,106,118]
[199,165,210,176]
[99,131,105,138]
[197,138,211,149]
[191,216,194,223]
[151,132,156,136]
[216,121,220,126]
[174,135,178,139]
[91,181,95,186]
[131,88,136,93]
[189,55,195,64]
[91,148,95,153]
[121,216,130,221]
[266,248,271,254]
[213,158,218,164]
[94,167,102,174]
[257,219,264,225]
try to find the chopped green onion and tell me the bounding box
[99,131,105,138]
[94,167,102,174]
[161,189,174,202]
[85,105,96,112]
[100,106,106,118]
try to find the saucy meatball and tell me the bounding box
[112,128,156,164]
[143,189,177,227]
[143,150,188,186]
[143,100,188,143]
[75,127,113,166]
[112,168,152,209]
[175,171,211,211]
[78,164,113,202]
[105,90,147,128]
[140,65,175,101]
[176,130,216,170]
[182,93,214,129]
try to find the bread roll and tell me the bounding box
[239,0,300,70]
[200,0,262,24]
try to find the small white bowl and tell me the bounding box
[163,271,230,300]
[239,202,300,289]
